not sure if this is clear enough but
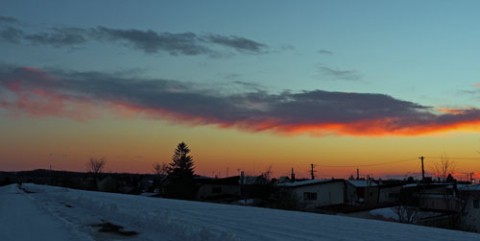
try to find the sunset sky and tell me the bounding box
[1,1,480,180]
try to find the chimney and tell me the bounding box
[291,168,296,182]
[240,171,245,185]
[356,168,360,180]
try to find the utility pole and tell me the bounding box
[310,164,316,180]
[49,164,53,185]
[419,156,425,181]
[240,171,246,205]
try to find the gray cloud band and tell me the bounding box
[0,17,267,56]
[1,65,479,135]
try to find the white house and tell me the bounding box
[277,179,345,209]
[346,179,378,205]
[196,176,240,201]
[378,184,402,204]
[459,184,480,232]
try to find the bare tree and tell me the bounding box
[260,165,273,183]
[87,157,106,177]
[153,162,168,175]
[395,205,419,223]
[433,154,456,181]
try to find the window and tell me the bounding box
[303,192,317,201]
[473,199,479,209]
[212,186,222,194]
[388,193,399,199]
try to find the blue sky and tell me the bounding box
[2,1,480,177]
[3,0,480,108]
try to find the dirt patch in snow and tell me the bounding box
[91,221,138,237]
[19,187,36,194]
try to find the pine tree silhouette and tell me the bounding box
[166,142,196,199]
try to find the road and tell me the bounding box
[0,184,90,241]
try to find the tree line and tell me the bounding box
[88,142,196,199]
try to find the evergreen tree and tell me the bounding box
[166,142,196,199]
[169,142,194,178]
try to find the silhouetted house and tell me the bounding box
[196,174,271,202]
[378,180,404,205]
[97,175,118,193]
[459,184,480,232]
[414,183,463,212]
[277,179,345,209]
[346,179,378,205]
[115,174,142,194]
[140,175,156,192]
[0,172,13,186]
[378,185,402,204]
[196,176,240,201]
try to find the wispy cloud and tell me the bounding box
[90,27,210,55]
[0,27,23,43]
[317,49,333,55]
[319,66,362,81]
[25,27,88,47]
[0,16,23,44]
[0,16,19,25]
[0,20,268,56]
[1,64,480,136]
[203,34,266,53]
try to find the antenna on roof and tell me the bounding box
[310,164,316,180]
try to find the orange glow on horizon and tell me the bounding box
[2,66,480,181]
[2,115,480,181]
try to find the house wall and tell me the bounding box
[196,184,240,200]
[364,187,379,205]
[346,184,378,205]
[378,186,401,204]
[418,195,464,212]
[461,193,480,232]
[291,182,345,209]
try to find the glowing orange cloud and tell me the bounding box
[2,65,480,136]
[0,69,99,121]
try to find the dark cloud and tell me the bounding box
[458,84,480,100]
[0,16,23,44]
[204,34,267,53]
[317,49,333,55]
[231,80,266,92]
[0,20,268,56]
[0,27,24,43]
[0,16,23,43]
[25,27,88,47]
[281,45,295,51]
[0,16,19,25]
[2,64,480,136]
[90,27,210,55]
[319,66,362,81]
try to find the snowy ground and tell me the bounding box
[1,184,480,241]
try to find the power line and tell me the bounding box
[315,157,417,168]
[314,155,480,169]
[424,156,480,161]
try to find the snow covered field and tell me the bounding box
[1,184,479,241]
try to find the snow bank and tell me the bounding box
[2,184,480,241]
